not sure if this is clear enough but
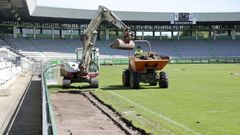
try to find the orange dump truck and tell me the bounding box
[122,40,170,89]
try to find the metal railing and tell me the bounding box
[42,64,59,135]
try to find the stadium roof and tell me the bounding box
[0,0,28,21]
[1,0,240,24]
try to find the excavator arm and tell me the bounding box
[79,5,135,76]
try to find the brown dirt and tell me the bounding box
[51,92,126,135]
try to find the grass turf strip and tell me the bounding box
[93,64,240,135]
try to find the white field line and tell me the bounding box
[109,91,202,135]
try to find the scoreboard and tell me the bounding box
[173,13,196,24]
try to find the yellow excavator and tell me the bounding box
[60,6,135,88]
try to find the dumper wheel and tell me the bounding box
[159,72,168,88]
[122,70,130,87]
[90,77,99,88]
[130,72,139,89]
[63,78,71,89]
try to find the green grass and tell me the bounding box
[93,64,240,135]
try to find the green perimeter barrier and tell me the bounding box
[172,57,240,64]
[47,58,130,65]
[99,57,240,64]
[47,57,240,66]
[99,58,129,65]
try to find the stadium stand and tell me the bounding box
[209,40,240,57]
[30,39,74,52]
[0,39,7,47]
[4,37,240,59]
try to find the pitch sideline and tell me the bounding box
[109,91,202,135]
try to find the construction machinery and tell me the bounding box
[122,40,170,89]
[60,5,135,88]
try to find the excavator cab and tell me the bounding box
[76,48,99,73]
[60,48,99,88]
[76,47,99,88]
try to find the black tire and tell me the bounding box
[159,71,168,88]
[90,77,99,88]
[130,71,139,89]
[122,70,130,87]
[63,78,71,89]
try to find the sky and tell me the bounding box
[37,0,240,12]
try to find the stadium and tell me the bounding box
[0,0,240,135]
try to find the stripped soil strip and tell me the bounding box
[50,91,143,135]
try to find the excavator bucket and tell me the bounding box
[109,39,135,50]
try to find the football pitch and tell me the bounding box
[93,64,240,135]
